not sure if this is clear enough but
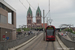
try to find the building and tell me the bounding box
[0,0,16,41]
[27,7,33,28]
[36,6,42,27]
[41,23,48,28]
[27,6,42,28]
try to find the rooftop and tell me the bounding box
[0,0,16,12]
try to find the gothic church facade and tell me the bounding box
[27,6,42,28]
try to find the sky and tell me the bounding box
[4,0,75,28]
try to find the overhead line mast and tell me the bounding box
[49,0,53,25]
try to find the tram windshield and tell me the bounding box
[46,29,54,36]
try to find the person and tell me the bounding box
[30,31,32,34]
[63,33,66,36]
[61,33,63,36]
[66,31,68,35]
[24,32,26,36]
[28,31,30,35]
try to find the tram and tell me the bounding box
[45,25,55,41]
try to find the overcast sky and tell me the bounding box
[4,0,75,28]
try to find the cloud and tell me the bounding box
[51,0,73,11]
[4,0,75,28]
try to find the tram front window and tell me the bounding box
[47,29,54,36]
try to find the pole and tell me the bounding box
[43,10,45,40]
[43,10,45,29]
[43,10,44,40]
[47,17,48,25]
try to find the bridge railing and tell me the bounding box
[58,33,75,50]
[0,34,35,50]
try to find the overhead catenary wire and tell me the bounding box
[45,0,50,17]
[19,0,27,9]
[49,0,53,25]
[26,0,36,10]
[49,0,50,18]
[45,0,53,25]
[49,0,50,11]
[45,10,50,17]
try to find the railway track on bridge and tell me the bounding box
[16,32,62,50]
[25,35,43,50]
[45,41,55,50]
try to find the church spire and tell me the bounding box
[27,7,32,16]
[36,6,41,16]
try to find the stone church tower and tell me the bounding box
[27,7,33,28]
[36,6,42,27]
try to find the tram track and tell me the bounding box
[45,41,55,50]
[16,32,62,50]
[31,37,43,50]
[45,42,49,50]
[25,35,61,50]
[52,42,55,50]
[25,34,43,50]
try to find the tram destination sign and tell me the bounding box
[47,27,53,29]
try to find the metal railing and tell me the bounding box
[58,33,75,50]
[0,34,35,50]
[68,32,74,41]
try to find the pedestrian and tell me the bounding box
[24,32,26,36]
[28,31,30,35]
[66,31,68,35]
[61,33,63,36]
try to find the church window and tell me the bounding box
[37,20,41,23]
[28,13,30,17]
[28,20,31,24]
[37,12,39,16]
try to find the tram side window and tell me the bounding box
[47,29,54,35]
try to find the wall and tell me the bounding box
[0,28,1,41]
[0,34,35,50]
[58,34,75,50]
[0,7,16,41]
[1,28,12,41]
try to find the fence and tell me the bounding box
[0,34,35,50]
[68,32,74,41]
[58,34,75,50]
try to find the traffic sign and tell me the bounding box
[6,37,9,40]
[3,35,5,38]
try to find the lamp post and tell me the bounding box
[43,10,45,40]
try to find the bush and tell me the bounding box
[64,28,75,34]
[69,29,72,32]
[17,28,30,32]
[16,28,21,32]
[22,28,30,31]
[73,32,75,34]
[64,28,69,31]
[65,28,72,33]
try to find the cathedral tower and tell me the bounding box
[27,7,33,28]
[36,6,42,27]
